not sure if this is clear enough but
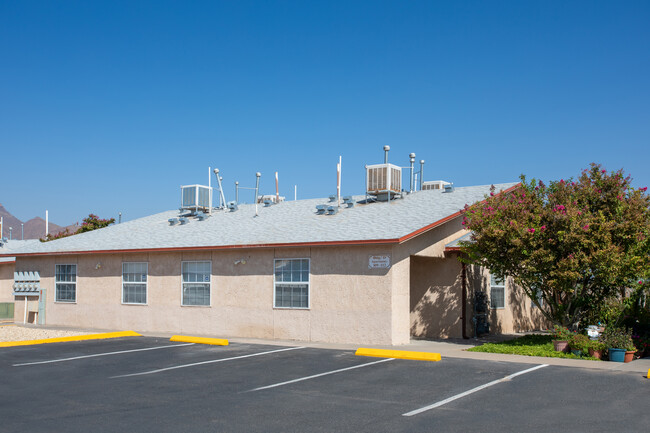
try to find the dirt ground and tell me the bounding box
[0,324,90,342]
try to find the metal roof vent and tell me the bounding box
[443,183,455,193]
[227,201,238,212]
[168,218,179,226]
[422,180,452,191]
[179,217,190,225]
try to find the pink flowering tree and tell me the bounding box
[41,213,115,242]
[460,163,650,328]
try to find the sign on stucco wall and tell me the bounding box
[368,255,391,269]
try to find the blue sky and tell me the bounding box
[1,1,648,225]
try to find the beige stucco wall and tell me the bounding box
[0,261,14,303]
[13,244,402,345]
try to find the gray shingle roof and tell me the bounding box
[3,183,517,256]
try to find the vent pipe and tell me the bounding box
[235,181,239,204]
[213,168,226,209]
[254,172,261,216]
[409,153,416,193]
[275,172,279,204]
[383,145,390,164]
[419,160,425,190]
[46,210,49,236]
[21,222,24,240]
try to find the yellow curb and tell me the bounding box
[0,330,141,348]
[647,368,650,379]
[355,348,442,362]
[170,335,229,346]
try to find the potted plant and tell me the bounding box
[568,333,590,356]
[600,327,636,363]
[587,340,606,359]
[551,325,572,352]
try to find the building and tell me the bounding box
[0,179,547,345]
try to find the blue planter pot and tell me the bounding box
[608,348,626,362]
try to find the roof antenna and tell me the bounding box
[213,168,227,209]
[275,172,280,204]
[235,181,239,204]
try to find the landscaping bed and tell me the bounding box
[467,334,600,360]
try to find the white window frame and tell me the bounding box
[122,262,148,305]
[273,258,310,309]
[181,260,212,307]
[490,274,505,309]
[55,264,77,303]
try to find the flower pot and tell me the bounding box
[588,348,603,359]
[608,348,626,362]
[553,340,570,353]
[624,350,635,363]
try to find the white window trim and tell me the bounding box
[54,263,77,304]
[180,260,212,307]
[490,274,506,310]
[121,262,148,306]
[273,258,310,310]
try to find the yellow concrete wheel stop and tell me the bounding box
[170,335,229,346]
[355,348,441,362]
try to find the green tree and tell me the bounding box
[41,213,115,242]
[460,164,650,329]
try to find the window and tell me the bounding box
[490,274,505,309]
[274,259,309,309]
[122,262,147,305]
[182,261,211,306]
[55,264,77,303]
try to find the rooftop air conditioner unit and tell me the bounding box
[422,180,452,191]
[366,163,402,201]
[181,185,211,213]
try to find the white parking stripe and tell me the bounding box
[111,346,307,378]
[402,364,549,416]
[249,358,395,392]
[13,343,196,366]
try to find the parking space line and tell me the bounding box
[13,343,196,367]
[402,364,549,417]
[111,346,307,378]
[249,358,395,392]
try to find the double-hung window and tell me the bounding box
[55,264,77,303]
[490,274,505,309]
[274,259,309,309]
[182,261,211,306]
[122,262,148,305]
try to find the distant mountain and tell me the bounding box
[0,204,77,240]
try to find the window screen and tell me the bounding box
[274,259,309,308]
[490,274,505,309]
[123,262,147,304]
[55,264,77,302]
[182,261,211,306]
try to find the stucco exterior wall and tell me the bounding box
[12,245,401,344]
[0,262,14,304]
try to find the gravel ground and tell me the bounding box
[0,325,90,342]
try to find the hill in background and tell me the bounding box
[0,204,78,240]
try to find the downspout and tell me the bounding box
[461,259,468,339]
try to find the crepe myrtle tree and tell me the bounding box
[41,214,115,242]
[459,164,650,329]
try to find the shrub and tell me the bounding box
[551,325,572,341]
[569,333,590,352]
[599,327,635,351]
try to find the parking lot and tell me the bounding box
[0,336,647,432]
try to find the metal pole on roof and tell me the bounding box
[214,169,226,209]
[208,166,212,215]
[254,172,261,216]
[9,227,12,240]
[45,210,49,237]
[0,217,3,239]
[294,185,297,201]
[409,153,416,193]
[383,145,390,164]
[21,223,24,240]
[419,160,425,190]
[275,172,279,204]
[337,156,341,208]
[235,181,239,204]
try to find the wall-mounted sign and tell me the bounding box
[368,255,391,269]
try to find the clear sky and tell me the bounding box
[1,1,648,225]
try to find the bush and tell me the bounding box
[569,333,590,352]
[551,325,572,341]
[599,327,635,351]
